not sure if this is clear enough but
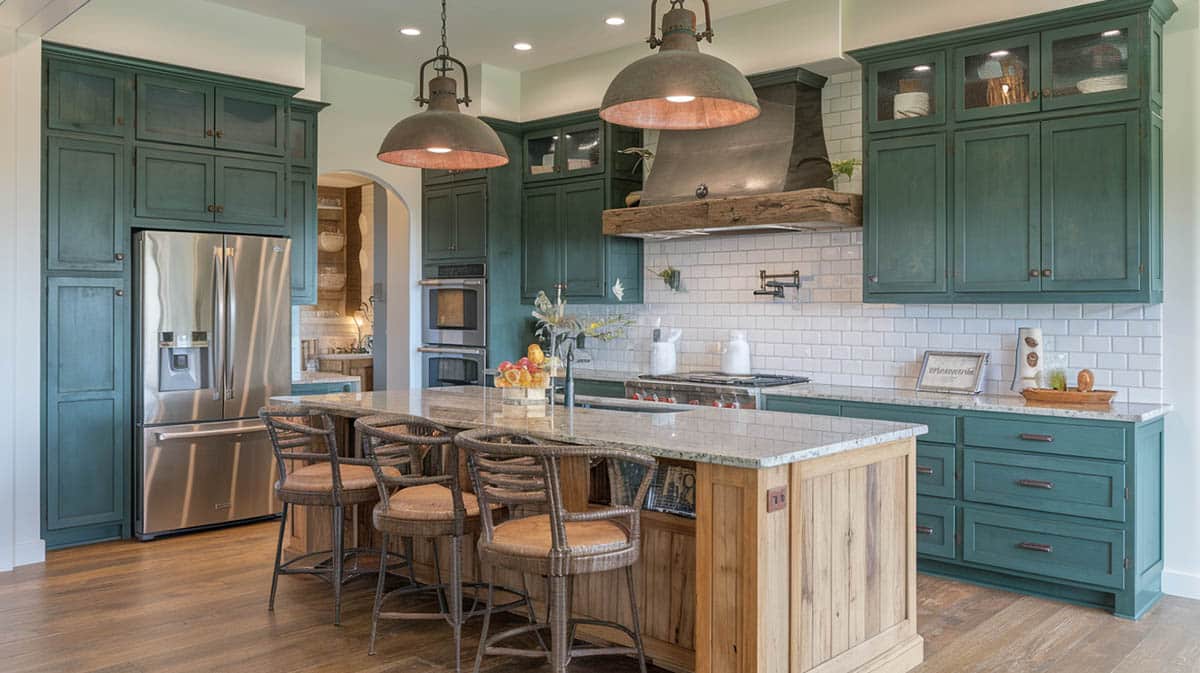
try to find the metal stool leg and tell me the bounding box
[369,531,389,655]
[549,575,570,673]
[332,504,344,626]
[473,566,495,673]
[269,502,288,611]
[450,535,464,673]
[432,538,449,615]
[403,536,417,584]
[626,565,649,673]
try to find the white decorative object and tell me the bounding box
[917,351,987,394]
[720,330,751,375]
[1011,327,1044,393]
[318,231,346,252]
[317,272,346,292]
[893,91,930,119]
[650,342,677,376]
[611,278,625,302]
[1076,73,1127,94]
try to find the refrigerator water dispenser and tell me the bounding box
[158,331,210,392]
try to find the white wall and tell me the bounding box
[841,0,1094,51]
[45,0,307,87]
[0,25,18,573]
[1161,0,1200,601]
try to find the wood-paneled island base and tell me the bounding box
[272,387,929,673]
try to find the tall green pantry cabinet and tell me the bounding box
[851,0,1174,304]
[41,44,325,549]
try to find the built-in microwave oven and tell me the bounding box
[419,263,486,348]
[418,345,487,388]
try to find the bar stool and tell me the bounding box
[260,405,408,625]
[356,415,539,672]
[455,427,657,673]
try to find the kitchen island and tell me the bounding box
[274,386,929,673]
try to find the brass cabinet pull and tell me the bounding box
[1041,268,1052,277]
[1029,269,1040,278]
[1030,90,1039,100]
[1019,432,1054,443]
[1042,88,1052,98]
[114,252,125,261]
[215,129,224,138]
[916,465,935,476]
[1016,478,1055,490]
[207,204,217,212]
[867,274,879,283]
[916,525,936,536]
[1018,542,1053,553]
[216,205,225,214]
[116,116,125,126]
[205,129,215,137]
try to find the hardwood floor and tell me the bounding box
[1,522,1197,673]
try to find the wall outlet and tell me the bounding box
[767,486,787,513]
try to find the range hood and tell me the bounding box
[603,67,863,239]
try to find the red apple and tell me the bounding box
[516,357,532,370]
[498,361,514,372]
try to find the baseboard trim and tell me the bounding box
[1163,568,1200,601]
[14,538,45,567]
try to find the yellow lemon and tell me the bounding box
[527,343,546,366]
[503,369,522,386]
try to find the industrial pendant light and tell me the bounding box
[377,0,508,169]
[600,0,760,130]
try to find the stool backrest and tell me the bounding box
[259,405,345,502]
[355,414,461,519]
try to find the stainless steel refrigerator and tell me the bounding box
[134,230,292,539]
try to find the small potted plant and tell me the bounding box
[649,266,681,292]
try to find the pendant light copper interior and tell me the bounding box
[378,0,508,169]
[601,0,760,130]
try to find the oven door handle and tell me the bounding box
[418,278,485,287]
[418,346,487,356]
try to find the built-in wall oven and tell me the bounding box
[419,345,487,388]
[419,263,486,348]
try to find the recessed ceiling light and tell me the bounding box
[605,16,625,26]
[513,42,533,51]
[399,27,421,36]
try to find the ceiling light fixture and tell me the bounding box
[600,0,760,130]
[1102,29,1122,37]
[377,0,508,170]
[513,42,533,51]
[913,64,932,72]
[989,50,1010,57]
[399,27,421,36]
[605,16,626,25]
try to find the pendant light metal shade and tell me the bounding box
[600,0,759,130]
[377,0,509,170]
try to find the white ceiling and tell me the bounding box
[207,0,793,78]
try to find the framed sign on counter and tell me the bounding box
[916,351,988,394]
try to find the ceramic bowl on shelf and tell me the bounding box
[1076,73,1127,94]
[318,231,346,253]
[317,267,346,292]
[893,91,930,119]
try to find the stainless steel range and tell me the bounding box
[625,372,810,409]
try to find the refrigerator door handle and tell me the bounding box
[224,246,236,401]
[155,423,268,442]
[210,246,224,401]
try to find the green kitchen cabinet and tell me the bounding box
[44,276,130,548]
[214,156,286,228]
[523,119,606,182]
[952,34,1041,121]
[864,133,948,297]
[422,181,487,262]
[214,86,287,156]
[46,58,131,138]
[1040,111,1141,292]
[45,136,128,273]
[560,180,607,298]
[520,184,562,298]
[136,74,214,147]
[288,103,319,167]
[288,166,318,305]
[866,51,946,133]
[954,123,1041,293]
[135,147,215,223]
[1041,15,1144,111]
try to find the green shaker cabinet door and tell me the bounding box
[136,147,215,223]
[215,157,286,228]
[954,123,1041,293]
[866,133,948,295]
[561,180,607,298]
[136,75,214,147]
[46,137,127,273]
[1041,111,1140,292]
[451,182,488,260]
[215,87,286,156]
[46,59,130,138]
[423,186,456,260]
[288,107,318,167]
[288,167,317,305]
[522,184,562,299]
[44,276,128,533]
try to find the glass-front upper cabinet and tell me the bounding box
[523,121,606,182]
[867,51,946,132]
[954,34,1041,120]
[1041,16,1142,110]
[524,128,561,181]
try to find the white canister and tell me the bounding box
[1011,327,1044,392]
[650,342,677,376]
[720,330,752,375]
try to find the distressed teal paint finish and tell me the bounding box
[214,87,286,156]
[574,379,627,399]
[520,184,561,299]
[561,179,607,298]
[288,166,317,305]
[865,133,948,296]
[865,50,947,133]
[46,136,127,273]
[763,392,1164,619]
[136,74,214,147]
[450,182,487,260]
[954,123,1041,293]
[135,147,215,223]
[952,33,1042,122]
[1039,15,1145,112]
[291,380,359,395]
[964,447,1125,522]
[215,156,287,229]
[46,58,131,138]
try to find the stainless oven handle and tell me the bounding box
[418,346,486,356]
[156,423,267,442]
[418,278,485,287]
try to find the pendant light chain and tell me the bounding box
[435,0,450,72]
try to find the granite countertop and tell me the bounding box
[483,367,637,383]
[766,383,1172,424]
[292,371,362,386]
[270,386,927,469]
[318,353,373,361]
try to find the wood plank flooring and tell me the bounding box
[1,521,1197,673]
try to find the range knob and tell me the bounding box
[689,399,701,406]
[666,396,677,404]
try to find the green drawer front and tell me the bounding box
[574,379,628,399]
[291,381,353,395]
[963,507,1125,590]
[964,448,1125,522]
[764,396,843,416]
[842,403,956,443]
[917,500,957,559]
[916,442,956,499]
[963,416,1125,461]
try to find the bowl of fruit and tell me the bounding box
[495,345,551,412]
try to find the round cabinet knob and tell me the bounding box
[207,204,217,212]
[1029,269,1040,278]
[1030,91,1039,100]
[1042,88,1052,98]
[205,129,215,137]
[114,252,126,261]
[1041,269,1053,277]
[867,274,879,283]
[114,289,125,297]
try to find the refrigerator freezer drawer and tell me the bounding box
[138,419,279,538]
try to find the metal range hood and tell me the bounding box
[603,67,863,239]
